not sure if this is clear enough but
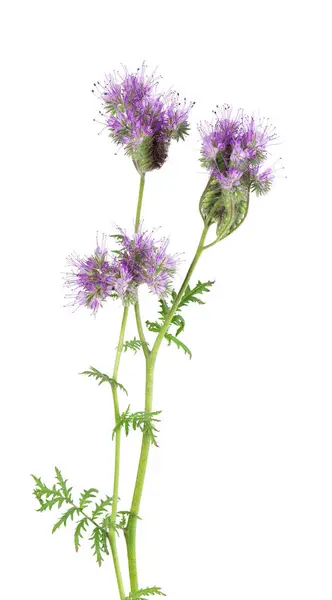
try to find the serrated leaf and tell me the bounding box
[178,280,214,308]
[145,320,161,333]
[52,506,77,533]
[127,587,166,600]
[170,313,185,336]
[89,527,106,567]
[79,488,99,510]
[123,338,150,355]
[158,298,170,320]
[81,366,128,395]
[113,408,162,446]
[74,517,89,551]
[54,467,72,500]
[164,333,192,359]
[92,496,113,520]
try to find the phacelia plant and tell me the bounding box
[33,63,279,600]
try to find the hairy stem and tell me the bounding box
[135,173,145,231]
[109,306,128,600]
[126,223,209,591]
[109,173,146,600]
[134,173,150,359]
[134,301,150,359]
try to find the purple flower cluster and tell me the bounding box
[199,105,277,195]
[93,63,193,171]
[65,231,178,313]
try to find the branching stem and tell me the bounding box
[109,172,147,600]
[126,223,210,591]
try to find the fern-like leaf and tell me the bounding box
[145,320,161,333]
[90,527,107,566]
[123,337,150,354]
[127,587,166,599]
[74,517,89,551]
[79,488,98,510]
[178,280,214,308]
[170,313,185,336]
[81,366,128,395]
[52,506,77,533]
[164,333,192,359]
[113,407,162,446]
[32,475,66,511]
[91,496,113,520]
[55,467,73,500]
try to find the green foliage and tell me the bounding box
[126,587,166,600]
[123,337,150,355]
[32,468,114,566]
[113,406,161,446]
[91,496,113,520]
[52,506,77,533]
[89,527,109,566]
[146,281,214,359]
[178,280,214,308]
[164,333,192,359]
[79,488,98,510]
[81,366,128,395]
[74,517,89,551]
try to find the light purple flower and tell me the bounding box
[64,235,114,314]
[65,229,178,313]
[215,167,242,189]
[93,63,193,172]
[198,104,277,194]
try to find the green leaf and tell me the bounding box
[81,366,128,395]
[79,488,98,510]
[170,313,185,336]
[178,280,214,308]
[32,474,67,511]
[90,527,107,567]
[54,467,73,500]
[145,320,161,333]
[74,517,89,551]
[91,496,113,520]
[52,506,77,533]
[127,587,166,600]
[164,333,192,359]
[158,298,170,320]
[113,407,162,446]
[123,337,150,354]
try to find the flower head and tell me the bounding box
[198,104,277,194]
[93,63,193,172]
[64,235,115,314]
[65,229,178,313]
[115,229,178,300]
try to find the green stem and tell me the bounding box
[109,172,147,600]
[135,173,145,231]
[134,173,150,359]
[126,223,209,592]
[109,306,129,600]
[134,302,150,359]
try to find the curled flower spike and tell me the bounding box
[198,105,278,240]
[93,62,193,173]
[199,104,277,194]
[64,229,178,313]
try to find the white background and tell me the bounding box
[1,1,331,598]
